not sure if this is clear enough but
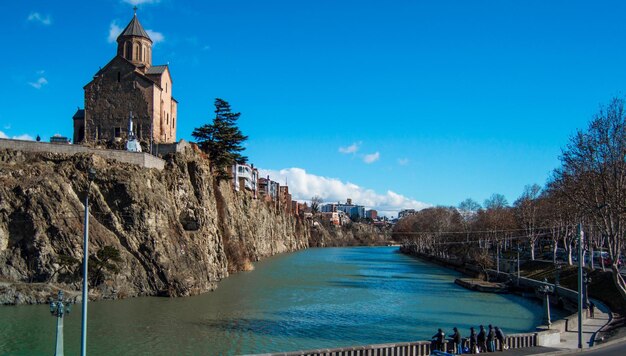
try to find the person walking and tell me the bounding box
[477,325,487,353]
[589,301,595,318]
[469,327,478,354]
[451,327,462,355]
[487,324,495,352]
[495,326,506,351]
[432,328,446,352]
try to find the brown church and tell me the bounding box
[73,12,177,145]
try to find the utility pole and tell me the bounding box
[517,241,520,287]
[81,168,96,356]
[577,223,584,349]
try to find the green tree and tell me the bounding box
[89,246,123,287]
[192,98,248,180]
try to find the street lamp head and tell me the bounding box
[87,168,96,182]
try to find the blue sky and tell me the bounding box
[2,0,626,216]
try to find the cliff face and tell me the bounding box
[309,221,388,247]
[0,148,309,304]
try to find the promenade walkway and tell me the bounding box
[499,300,611,355]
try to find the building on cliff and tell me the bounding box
[73,11,177,146]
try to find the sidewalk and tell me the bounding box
[497,300,611,355]
[557,300,610,350]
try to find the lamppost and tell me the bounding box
[555,262,562,287]
[538,278,555,328]
[49,290,72,356]
[81,167,96,356]
[583,271,592,311]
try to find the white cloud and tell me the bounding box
[123,0,160,5]
[363,152,380,164]
[27,12,52,26]
[397,158,409,166]
[146,30,164,44]
[13,134,35,141]
[258,167,430,216]
[339,142,361,154]
[0,131,34,141]
[108,21,122,43]
[28,77,48,89]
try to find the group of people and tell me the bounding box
[432,324,506,354]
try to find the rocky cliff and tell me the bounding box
[309,221,389,247]
[0,148,308,304]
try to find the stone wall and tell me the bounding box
[83,57,153,144]
[0,138,165,170]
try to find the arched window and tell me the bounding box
[173,117,175,128]
[140,45,143,62]
[125,42,132,59]
[134,44,139,61]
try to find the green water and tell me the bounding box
[0,247,554,355]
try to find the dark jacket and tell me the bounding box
[433,330,445,343]
[469,330,478,344]
[487,328,495,341]
[477,329,486,342]
[451,330,462,344]
[495,328,505,341]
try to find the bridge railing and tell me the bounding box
[252,332,537,356]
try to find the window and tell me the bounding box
[117,72,121,82]
[134,44,139,61]
[114,127,122,138]
[136,123,142,139]
[125,42,131,59]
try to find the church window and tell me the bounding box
[172,117,175,128]
[125,42,132,59]
[167,113,169,125]
[136,124,142,139]
[117,72,121,82]
[140,45,144,62]
[165,83,168,93]
[114,127,122,138]
[134,44,139,61]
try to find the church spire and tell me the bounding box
[116,9,152,68]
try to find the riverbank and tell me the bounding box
[399,244,625,346]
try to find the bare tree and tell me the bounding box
[556,97,626,298]
[310,195,323,214]
[514,184,542,260]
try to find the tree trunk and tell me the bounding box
[610,264,626,299]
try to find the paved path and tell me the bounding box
[495,300,612,355]
[556,300,610,350]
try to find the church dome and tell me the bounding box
[116,11,153,68]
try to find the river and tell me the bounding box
[0,247,555,355]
